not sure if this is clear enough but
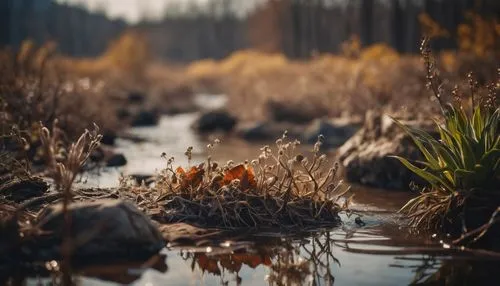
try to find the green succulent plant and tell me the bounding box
[393,103,499,229]
[393,39,499,236]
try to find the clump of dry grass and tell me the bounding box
[39,120,102,193]
[0,41,118,171]
[130,133,350,229]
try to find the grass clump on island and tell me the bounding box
[394,38,499,246]
[129,133,350,229]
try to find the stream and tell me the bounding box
[27,95,499,285]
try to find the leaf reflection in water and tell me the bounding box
[178,231,341,286]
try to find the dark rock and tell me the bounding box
[337,110,434,190]
[127,91,146,104]
[100,132,117,146]
[303,118,361,148]
[129,174,155,186]
[90,147,105,163]
[267,99,328,124]
[35,199,164,259]
[106,153,127,167]
[236,121,303,141]
[192,110,237,133]
[0,176,49,202]
[131,110,159,127]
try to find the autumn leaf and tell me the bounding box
[220,256,242,273]
[175,166,186,175]
[177,165,205,189]
[223,164,257,190]
[196,254,221,275]
[223,164,246,185]
[232,254,268,269]
[241,166,257,190]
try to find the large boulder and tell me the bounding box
[303,118,361,148]
[192,110,237,133]
[34,199,164,259]
[337,110,434,190]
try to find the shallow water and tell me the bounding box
[30,97,500,285]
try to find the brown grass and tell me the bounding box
[185,44,498,122]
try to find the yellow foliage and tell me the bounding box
[419,13,450,38]
[186,59,221,79]
[17,40,35,64]
[54,30,151,78]
[439,51,459,72]
[15,40,57,71]
[419,12,498,58]
[101,30,150,72]
[341,35,361,58]
[457,12,498,58]
[186,50,288,82]
[360,44,400,63]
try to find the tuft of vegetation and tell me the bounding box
[130,133,350,229]
[39,120,102,193]
[393,38,499,244]
[0,41,118,172]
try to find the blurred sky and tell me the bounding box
[58,0,261,23]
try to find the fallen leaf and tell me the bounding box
[220,256,242,273]
[177,165,205,189]
[196,254,220,275]
[223,164,246,185]
[241,166,257,190]
[223,164,257,190]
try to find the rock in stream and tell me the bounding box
[33,199,164,260]
[337,110,434,190]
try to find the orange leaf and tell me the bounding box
[262,256,272,266]
[223,164,257,190]
[177,165,205,189]
[223,164,246,185]
[241,166,257,190]
[196,254,220,275]
[175,167,186,176]
[232,254,265,268]
[220,256,242,273]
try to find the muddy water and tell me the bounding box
[68,97,498,285]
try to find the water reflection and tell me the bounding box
[408,256,500,286]
[8,226,500,285]
[176,233,339,286]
